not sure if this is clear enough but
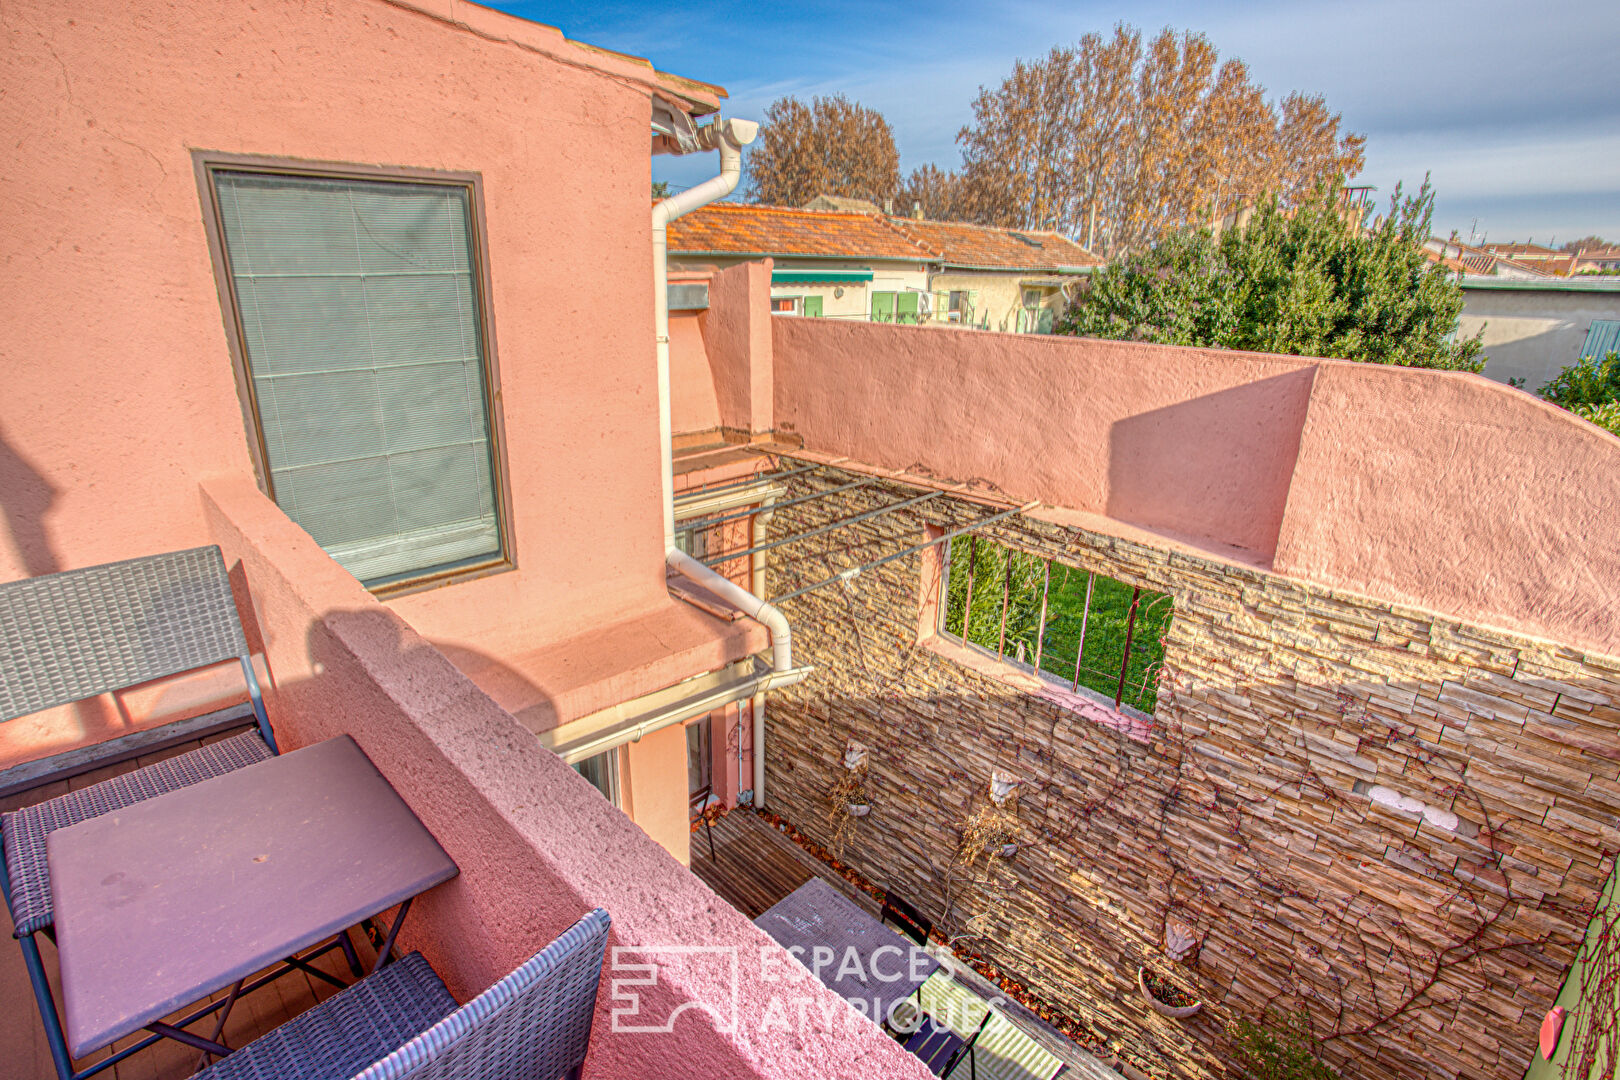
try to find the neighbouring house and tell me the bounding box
[883,214,1102,332]
[803,194,886,214]
[1571,244,1620,274]
[5,3,1620,1080]
[665,203,933,321]
[1478,241,1580,276]
[1460,277,1620,387]
[1425,236,1550,279]
[666,201,1101,331]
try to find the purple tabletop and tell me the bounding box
[755,877,938,1023]
[48,735,458,1059]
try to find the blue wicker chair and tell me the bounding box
[194,908,612,1080]
[0,546,283,1080]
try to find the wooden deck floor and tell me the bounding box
[689,806,879,920]
[0,733,379,1080]
[691,809,1119,1080]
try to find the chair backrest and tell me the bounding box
[881,888,933,947]
[0,546,274,749]
[354,908,612,1080]
[689,783,712,815]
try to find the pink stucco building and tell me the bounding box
[3,0,1618,1077]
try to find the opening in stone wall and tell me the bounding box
[939,537,1173,714]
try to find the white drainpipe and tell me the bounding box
[654,115,801,809]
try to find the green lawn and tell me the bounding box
[944,540,1172,713]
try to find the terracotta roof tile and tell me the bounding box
[666,204,927,260]
[884,217,1102,270]
[666,203,1101,270]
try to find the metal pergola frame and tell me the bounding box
[670,450,1040,607]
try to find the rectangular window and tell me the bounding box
[687,716,712,797]
[572,750,620,806]
[199,157,508,591]
[770,296,798,315]
[939,537,1172,715]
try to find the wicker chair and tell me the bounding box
[0,546,285,1080]
[194,908,612,1080]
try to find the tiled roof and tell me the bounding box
[666,204,927,260]
[884,217,1102,270]
[666,202,1101,271]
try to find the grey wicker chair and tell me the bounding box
[193,908,612,1080]
[0,545,285,1080]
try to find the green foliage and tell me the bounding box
[651,180,672,199]
[1571,401,1620,437]
[1057,179,1484,372]
[1535,352,1620,437]
[1538,351,1620,407]
[1228,1010,1339,1080]
[943,539,1173,713]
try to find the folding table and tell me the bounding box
[756,877,939,1023]
[47,735,458,1061]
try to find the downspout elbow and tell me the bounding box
[666,548,793,673]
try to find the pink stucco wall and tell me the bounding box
[0,0,768,766]
[202,476,930,1079]
[1273,364,1620,657]
[770,317,1620,656]
[1,0,676,640]
[773,318,1317,560]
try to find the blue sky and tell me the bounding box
[492,0,1620,245]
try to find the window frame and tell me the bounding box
[192,151,516,596]
[572,747,622,807]
[935,535,1169,721]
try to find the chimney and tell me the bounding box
[912,200,923,219]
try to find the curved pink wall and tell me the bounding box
[0,0,676,648]
[770,318,1620,656]
[1274,364,1620,656]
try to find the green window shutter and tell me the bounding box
[213,171,503,588]
[966,290,980,326]
[802,295,824,318]
[871,291,896,322]
[896,292,920,324]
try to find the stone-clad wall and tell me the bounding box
[760,469,1620,1080]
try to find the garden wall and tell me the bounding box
[761,468,1620,1080]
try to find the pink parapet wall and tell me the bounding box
[771,317,1620,657]
[201,475,932,1080]
[772,317,1317,560]
[1273,363,1620,658]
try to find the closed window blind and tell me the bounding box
[213,171,503,587]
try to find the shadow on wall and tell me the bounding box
[1105,369,1317,563]
[1469,321,1583,390]
[0,422,61,578]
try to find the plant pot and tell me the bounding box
[1138,965,1202,1019]
[847,803,871,817]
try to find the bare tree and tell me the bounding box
[745,95,900,208]
[896,163,979,220]
[951,25,1364,255]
